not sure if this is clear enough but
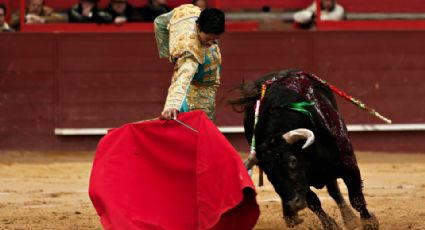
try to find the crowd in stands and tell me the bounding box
[1,0,210,31]
[10,0,66,29]
[0,0,346,32]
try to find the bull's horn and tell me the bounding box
[282,128,315,149]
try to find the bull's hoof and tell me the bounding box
[284,215,303,228]
[340,204,360,230]
[361,213,379,230]
[322,218,342,230]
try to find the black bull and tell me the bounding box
[231,70,379,230]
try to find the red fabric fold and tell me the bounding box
[89,110,259,230]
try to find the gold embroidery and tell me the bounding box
[164,53,199,112]
[169,5,204,64]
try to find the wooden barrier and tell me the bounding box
[1,31,425,152]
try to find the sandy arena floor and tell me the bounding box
[0,151,425,230]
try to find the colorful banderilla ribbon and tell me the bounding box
[246,84,268,186]
[304,72,392,124]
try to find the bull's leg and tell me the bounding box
[306,188,341,230]
[282,201,303,228]
[342,166,379,230]
[326,180,359,230]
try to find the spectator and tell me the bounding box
[68,0,113,23]
[293,0,345,29]
[0,3,13,32]
[139,0,172,22]
[105,0,140,24]
[10,0,66,30]
[192,0,207,11]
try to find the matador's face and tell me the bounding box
[198,32,220,47]
[197,31,220,47]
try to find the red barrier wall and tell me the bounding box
[1,31,425,152]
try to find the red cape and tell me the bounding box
[89,110,260,230]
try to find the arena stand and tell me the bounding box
[10,0,261,32]
[8,0,425,32]
[9,0,213,11]
[337,0,425,13]
[7,0,425,12]
[308,0,425,30]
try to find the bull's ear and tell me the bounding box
[282,128,315,149]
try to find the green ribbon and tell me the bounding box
[285,101,315,118]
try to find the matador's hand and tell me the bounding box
[161,108,179,120]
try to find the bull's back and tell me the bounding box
[243,69,346,149]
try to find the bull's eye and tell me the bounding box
[288,156,297,168]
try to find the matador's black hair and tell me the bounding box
[197,8,225,35]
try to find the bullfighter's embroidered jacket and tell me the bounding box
[154,4,222,120]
